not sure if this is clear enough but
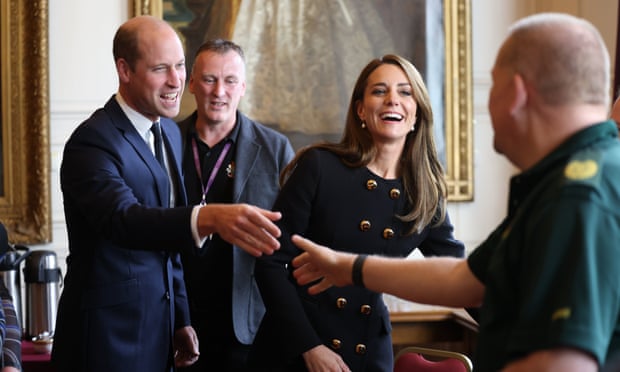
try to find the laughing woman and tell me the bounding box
[249,54,465,372]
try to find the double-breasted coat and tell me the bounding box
[250,149,464,371]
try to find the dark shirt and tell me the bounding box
[181,121,239,342]
[468,120,620,371]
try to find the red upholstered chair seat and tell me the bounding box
[394,346,472,372]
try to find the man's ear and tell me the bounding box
[188,75,195,94]
[116,59,131,84]
[510,73,528,116]
[239,80,246,98]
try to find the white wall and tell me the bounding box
[452,0,618,252]
[42,0,619,278]
[45,0,130,273]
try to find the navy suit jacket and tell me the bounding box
[52,96,196,372]
[178,111,294,345]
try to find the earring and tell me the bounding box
[361,121,366,129]
[410,125,415,132]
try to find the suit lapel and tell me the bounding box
[232,117,260,203]
[104,98,170,207]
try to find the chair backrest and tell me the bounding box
[394,346,473,372]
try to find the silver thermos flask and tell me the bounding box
[24,250,62,339]
[0,245,30,335]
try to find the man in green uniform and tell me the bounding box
[288,12,620,372]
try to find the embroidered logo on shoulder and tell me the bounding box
[551,307,571,321]
[564,160,598,180]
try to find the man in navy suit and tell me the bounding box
[177,39,294,371]
[52,16,282,372]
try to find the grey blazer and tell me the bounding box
[178,110,294,344]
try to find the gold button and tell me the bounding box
[331,339,342,350]
[336,298,347,309]
[355,344,367,354]
[389,188,401,199]
[359,220,371,232]
[366,179,378,190]
[383,228,394,239]
[360,305,372,315]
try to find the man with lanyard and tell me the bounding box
[177,39,294,371]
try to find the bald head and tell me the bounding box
[113,15,186,121]
[113,15,178,70]
[496,13,610,108]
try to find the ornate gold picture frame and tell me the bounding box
[0,0,51,243]
[132,0,473,201]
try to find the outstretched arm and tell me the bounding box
[196,203,282,256]
[291,234,485,308]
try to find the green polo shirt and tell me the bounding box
[468,120,620,371]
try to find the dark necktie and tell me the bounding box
[151,121,175,207]
[151,121,166,171]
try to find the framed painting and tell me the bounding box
[132,0,473,201]
[0,0,51,243]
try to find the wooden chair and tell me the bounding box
[394,346,473,372]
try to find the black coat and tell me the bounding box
[250,148,464,371]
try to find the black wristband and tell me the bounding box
[352,254,368,287]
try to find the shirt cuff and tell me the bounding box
[191,204,210,248]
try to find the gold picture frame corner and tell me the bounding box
[131,0,163,19]
[1,0,51,244]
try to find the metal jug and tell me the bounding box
[0,244,31,335]
[24,250,62,339]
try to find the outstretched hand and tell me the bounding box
[199,203,282,257]
[291,234,356,295]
